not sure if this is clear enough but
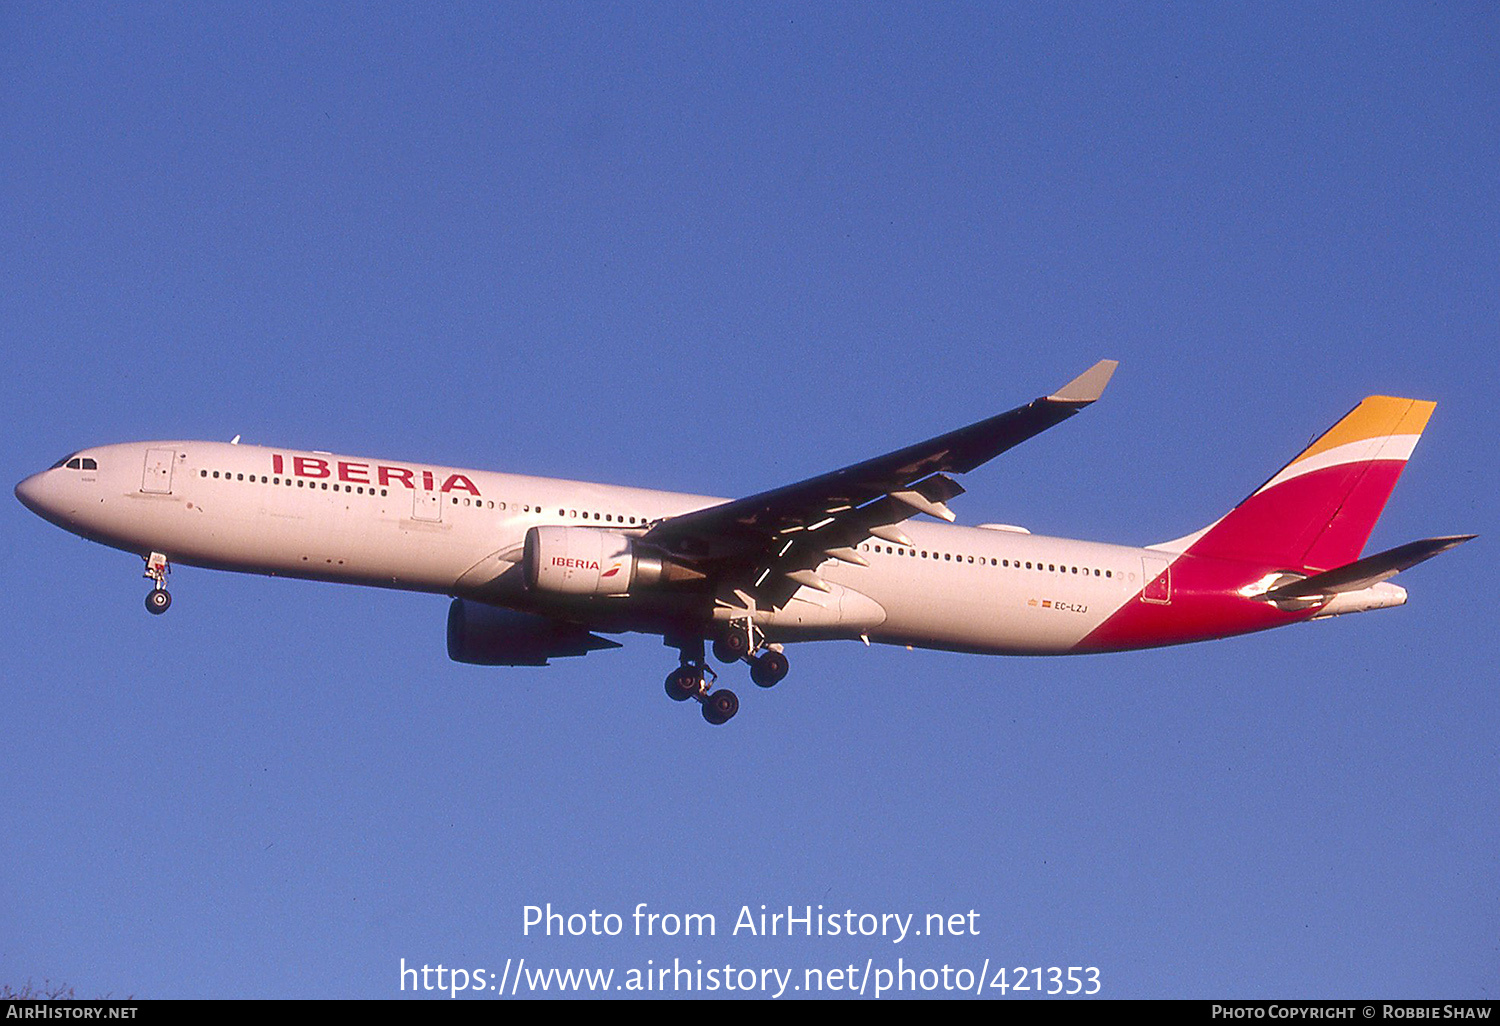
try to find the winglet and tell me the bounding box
[1048,359,1118,404]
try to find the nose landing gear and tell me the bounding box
[143,552,172,615]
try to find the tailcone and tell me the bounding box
[1311,582,1407,619]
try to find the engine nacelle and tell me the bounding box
[523,526,670,596]
[446,599,620,666]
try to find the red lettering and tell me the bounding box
[294,456,330,478]
[378,465,415,489]
[272,456,479,494]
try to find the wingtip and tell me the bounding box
[1048,359,1119,404]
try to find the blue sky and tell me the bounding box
[2,2,1495,999]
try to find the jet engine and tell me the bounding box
[446,599,621,666]
[523,526,697,596]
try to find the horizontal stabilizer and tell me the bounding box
[1263,535,1476,600]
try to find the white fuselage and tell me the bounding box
[19,441,1161,655]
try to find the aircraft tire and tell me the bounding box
[701,689,739,725]
[713,633,749,663]
[146,589,172,615]
[664,668,698,702]
[750,651,788,688]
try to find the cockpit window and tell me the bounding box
[51,455,98,471]
[81,458,97,470]
[65,458,82,469]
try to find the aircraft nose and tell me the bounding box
[14,472,47,513]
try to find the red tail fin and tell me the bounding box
[1167,396,1435,571]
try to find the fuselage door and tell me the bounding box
[142,448,176,494]
[1140,555,1171,604]
[413,483,443,522]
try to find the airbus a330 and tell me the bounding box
[15,361,1471,724]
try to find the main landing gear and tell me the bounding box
[665,625,792,726]
[143,552,172,615]
[713,619,789,689]
[665,637,739,725]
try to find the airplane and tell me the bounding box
[14,361,1473,725]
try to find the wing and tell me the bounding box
[642,360,1118,608]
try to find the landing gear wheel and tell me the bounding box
[713,633,750,664]
[750,650,789,688]
[664,667,700,702]
[701,688,739,725]
[146,589,172,615]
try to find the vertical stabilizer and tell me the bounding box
[1178,396,1435,570]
